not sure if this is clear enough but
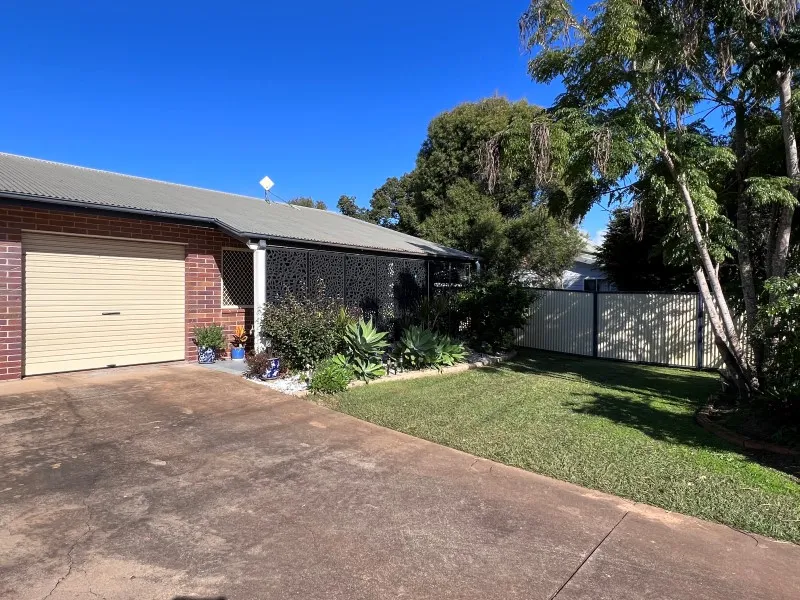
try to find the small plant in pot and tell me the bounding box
[244,346,281,380]
[193,324,225,364]
[230,325,248,361]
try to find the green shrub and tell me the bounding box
[244,348,278,379]
[453,276,532,350]
[259,290,357,370]
[760,275,800,424]
[309,356,353,394]
[193,324,225,349]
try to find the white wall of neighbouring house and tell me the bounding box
[561,260,614,291]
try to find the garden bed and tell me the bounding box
[345,350,514,390]
[245,350,515,396]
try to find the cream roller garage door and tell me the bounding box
[23,232,185,376]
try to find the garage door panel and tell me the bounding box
[25,296,185,305]
[25,326,186,342]
[23,233,186,376]
[26,341,186,359]
[24,235,186,258]
[24,349,189,377]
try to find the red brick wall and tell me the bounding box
[0,203,254,380]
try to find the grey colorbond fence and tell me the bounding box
[516,289,730,369]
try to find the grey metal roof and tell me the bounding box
[0,152,474,260]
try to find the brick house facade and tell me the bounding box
[0,204,253,380]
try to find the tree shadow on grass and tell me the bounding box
[484,349,717,407]
[482,350,800,477]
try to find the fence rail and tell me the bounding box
[516,289,727,369]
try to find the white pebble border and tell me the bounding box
[244,351,515,397]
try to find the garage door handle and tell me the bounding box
[101,311,121,316]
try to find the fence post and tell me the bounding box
[696,293,705,370]
[592,291,599,358]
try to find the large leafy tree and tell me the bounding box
[520,0,799,399]
[359,98,585,277]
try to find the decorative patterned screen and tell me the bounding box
[265,247,308,299]
[309,251,346,299]
[377,257,401,323]
[261,245,470,327]
[345,254,378,312]
[221,249,254,307]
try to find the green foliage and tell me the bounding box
[395,326,468,371]
[453,277,532,350]
[597,206,697,292]
[259,290,346,370]
[396,326,438,369]
[518,0,800,402]
[744,177,799,208]
[309,357,354,394]
[355,98,584,277]
[760,275,800,419]
[350,357,386,382]
[193,324,225,350]
[288,197,327,210]
[437,335,468,366]
[343,317,389,363]
[336,195,374,222]
[244,349,278,379]
[338,317,390,382]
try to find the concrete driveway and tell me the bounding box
[1,364,798,600]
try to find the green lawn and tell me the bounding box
[320,351,800,544]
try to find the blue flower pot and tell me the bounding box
[231,346,246,360]
[264,357,281,379]
[197,346,216,364]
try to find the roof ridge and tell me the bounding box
[0,151,265,204]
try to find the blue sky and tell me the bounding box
[0,0,608,243]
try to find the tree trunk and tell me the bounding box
[732,103,764,375]
[661,150,756,392]
[694,266,752,397]
[773,69,798,279]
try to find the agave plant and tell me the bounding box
[396,326,468,370]
[344,317,389,363]
[435,335,467,367]
[396,325,439,369]
[350,356,386,382]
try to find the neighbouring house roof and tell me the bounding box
[574,242,599,266]
[0,152,474,260]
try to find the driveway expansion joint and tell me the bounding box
[548,510,630,600]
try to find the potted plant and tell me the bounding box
[230,325,248,360]
[244,346,281,380]
[193,324,225,364]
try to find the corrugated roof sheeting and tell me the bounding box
[0,152,473,259]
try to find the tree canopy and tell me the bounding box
[288,197,327,210]
[598,206,697,292]
[351,98,585,277]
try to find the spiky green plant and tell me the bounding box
[343,317,389,363]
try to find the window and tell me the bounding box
[583,278,608,292]
[221,248,254,307]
